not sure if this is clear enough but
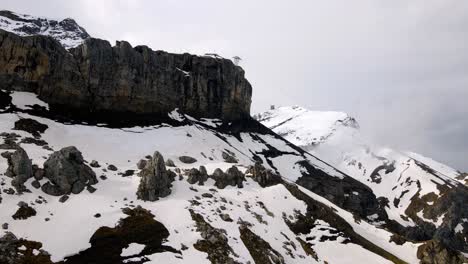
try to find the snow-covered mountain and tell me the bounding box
[258,106,468,257]
[0,91,428,264]
[0,10,89,49]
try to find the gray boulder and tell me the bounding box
[187,166,209,185]
[222,150,238,163]
[137,159,147,169]
[4,147,32,193]
[179,156,197,164]
[137,151,173,201]
[41,146,97,196]
[165,158,176,167]
[212,166,245,189]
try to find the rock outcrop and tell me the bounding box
[212,166,245,189]
[137,151,174,201]
[41,146,97,196]
[187,166,209,185]
[417,240,466,264]
[3,147,32,193]
[0,29,252,120]
[246,162,282,187]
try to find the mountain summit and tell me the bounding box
[0,10,89,49]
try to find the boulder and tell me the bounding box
[246,162,282,187]
[4,147,32,193]
[41,146,97,196]
[165,159,176,167]
[179,156,197,164]
[90,160,100,168]
[137,151,173,201]
[222,150,238,163]
[187,166,209,185]
[137,159,147,170]
[12,202,36,220]
[212,166,245,189]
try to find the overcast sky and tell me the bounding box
[3,0,467,171]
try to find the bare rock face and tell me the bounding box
[41,146,97,196]
[0,29,252,120]
[137,151,174,201]
[4,147,32,193]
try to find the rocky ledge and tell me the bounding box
[0,29,252,120]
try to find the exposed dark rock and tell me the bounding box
[0,231,54,264]
[137,151,173,201]
[417,240,466,264]
[283,182,406,264]
[187,166,209,185]
[246,162,282,187]
[12,202,36,220]
[179,156,197,164]
[41,146,97,196]
[94,213,101,218]
[87,185,97,193]
[201,193,213,198]
[212,166,245,189]
[31,180,40,189]
[64,206,178,264]
[0,133,20,149]
[239,224,285,264]
[13,118,48,138]
[90,160,100,168]
[0,30,252,121]
[107,164,118,171]
[220,213,233,222]
[2,223,8,230]
[137,159,147,170]
[222,150,238,163]
[296,160,387,221]
[190,209,240,264]
[19,137,48,146]
[32,165,44,180]
[4,147,32,193]
[59,195,69,203]
[165,159,176,167]
[369,162,396,184]
[121,170,134,177]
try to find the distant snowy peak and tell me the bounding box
[255,105,359,148]
[0,10,89,49]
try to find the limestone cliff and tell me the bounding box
[0,29,252,120]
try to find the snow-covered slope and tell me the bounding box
[258,106,468,257]
[0,10,89,49]
[0,91,431,264]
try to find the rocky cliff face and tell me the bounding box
[0,29,252,120]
